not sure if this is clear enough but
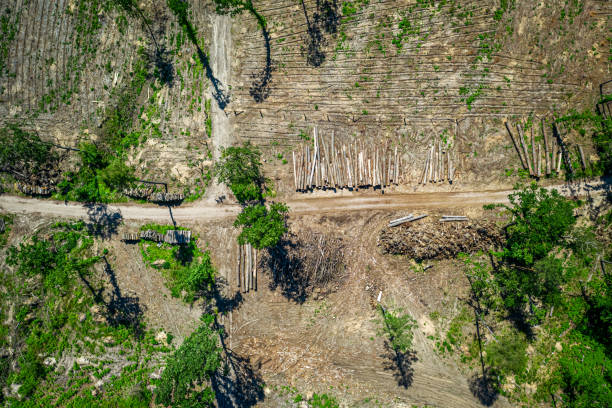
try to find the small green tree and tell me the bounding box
[503,183,576,267]
[234,203,288,249]
[554,334,612,408]
[99,157,136,190]
[215,142,268,203]
[377,306,417,354]
[156,314,222,407]
[484,327,528,379]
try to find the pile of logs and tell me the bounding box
[419,141,455,185]
[292,127,402,191]
[237,243,257,292]
[505,119,587,178]
[123,188,154,200]
[16,183,54,196]
[388,214,428,227]
[122,229,191,245]
[150,192,185,204]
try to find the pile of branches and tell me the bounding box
[260,229,344,302]
[379,220,503,261]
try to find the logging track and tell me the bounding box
[1,179,608,222]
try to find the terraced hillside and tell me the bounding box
[231,0,612,187]
[0,0,610,193]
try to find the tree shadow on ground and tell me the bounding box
[380,341,418,388]
[262,237,309,304]
[84,204,123,240]
[184,23,230,109]
[205,276,244,315]
[213,349,265,408]
[249,23,274,103]
[151,44,175,87]
[300,0,340,67]
[212,315,265,407]
[102,257,145,338]
[469,368,499,406]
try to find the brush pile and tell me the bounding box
[261,229,345,301]
[379,219,502,260]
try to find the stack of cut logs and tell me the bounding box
[505,119,588,177]
[122,229,191,245]
[150,192,185,204]
[292,127,402,191]
[420,141,454,185]
[237,243,257,292]
[16,183,54,196]
[123,188,154,200]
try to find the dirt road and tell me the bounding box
[1,179,607,222]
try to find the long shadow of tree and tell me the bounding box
[102,256,145,337]
[84,204,123,240]
[261,237,309,303]
[300,0,340,67]
[469,368,499,406]
[168,1,230,109]
[77,256,145,338]
[212,347,265,407]
[249,21,273,103]
[210,290,264,407]
[380,340,418,388]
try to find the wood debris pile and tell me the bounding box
[379,220,502,260]
[260,230,345,301]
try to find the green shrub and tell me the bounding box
[485,327,528,378]
[376,306,417,353]
[234,203,288,249]
[309,393,340,408]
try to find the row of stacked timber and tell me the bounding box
[122,188,184,204]
[420,141,455,185]
[16,183,54,196]
[123,188,154,200]
[237,243,257,292]
[150,192,185,204]
[505,119,589,178]
[121,229,191,245]
[292,127,402,191]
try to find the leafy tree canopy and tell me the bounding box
[156,314,222,408]
[503,183,576,266]
[215,142,268,203]
[234,202,288,249]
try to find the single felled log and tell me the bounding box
[517,124,534,176]
[578,145,587,171]
[505,121,527,170]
